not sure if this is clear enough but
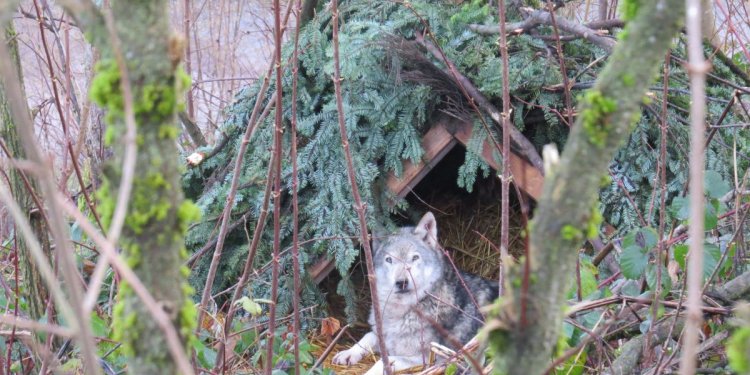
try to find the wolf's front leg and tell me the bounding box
[332,331,378,366]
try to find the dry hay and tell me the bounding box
[413,189,525,280]
[314,334,490,375]
[312,338,379,375]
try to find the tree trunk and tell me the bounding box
[63,1,198,373]
[0,22,53,328]
[489,1,685,374]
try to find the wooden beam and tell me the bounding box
[385,123,458,200]
[449,121,544,200]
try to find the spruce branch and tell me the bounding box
[416,35,544,173]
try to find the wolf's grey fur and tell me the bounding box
[332,212,499,374]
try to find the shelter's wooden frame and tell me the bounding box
[310,118,544,282]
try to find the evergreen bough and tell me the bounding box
[183,0,749,324]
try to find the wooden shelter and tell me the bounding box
[310,118,545,282]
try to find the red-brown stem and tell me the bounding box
[545,2,573,127]
[649,52,670,366]
[0,140,50,228]
[184,0,195,119]
[575,254,582,302]
[309,325,350,371]
[32,0,103,231]
[265,0,285,372]
[197,70,271,332]
[497,0,510,296]
[289,0,304,373]
[214,142,276,372]
[330,1,392,374]
[196,0,295,337]
[7,236,19,373]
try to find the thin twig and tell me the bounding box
[264,0,285,371]
[497,0,511,296]
[289,0,304,372]
[331,0,392,373]
[0,27,102,375]
[678,0,709,372]
[198,0,296,331]
[309,324,350,371]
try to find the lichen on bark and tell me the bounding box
[67,1,199,373]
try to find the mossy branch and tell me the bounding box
[488,1,685,374]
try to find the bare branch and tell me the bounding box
[469,9,617,53]
[0,21,102,375]
[679,0,709,372]
[331,0,392,372]
[56,0,106,48]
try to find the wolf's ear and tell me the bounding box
[413,212,438,249]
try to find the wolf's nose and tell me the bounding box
[395,279,409,291]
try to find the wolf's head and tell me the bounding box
[372,212,445,305]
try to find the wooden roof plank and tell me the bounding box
[385,123,458,199]
[448,121,544,200]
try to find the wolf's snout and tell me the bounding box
[395,279,409,292]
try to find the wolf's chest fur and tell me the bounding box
[372,265,497,357]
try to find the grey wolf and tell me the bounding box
[332,212,499,374]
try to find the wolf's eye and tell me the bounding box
[385,257,392,264]
[412,255,420,261]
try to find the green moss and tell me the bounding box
[180,264,190,278]
[138,84,177,119]
[159,124,180,140]
[728,327,750,372]
[621,0,642,21]
[111,282,137,356]
[90,60,123,113]
[90,59,185,131]
[123,173,175,234]
[121,242,141,268]
[177,200,202,233]
[580,90,617,148]
[622,73,635,87]
[586,205,603,239]
[104,126,116,146]
[178,285,198,351]
[95,179,115,230]
[617,28,629,41]
[561,225,582,241]
[176,66,191,95]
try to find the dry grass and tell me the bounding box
[433,196,524,280]
[314,335,488,374]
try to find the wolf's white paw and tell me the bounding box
[332,347,365,366]
[363,359,385,375]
